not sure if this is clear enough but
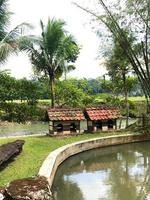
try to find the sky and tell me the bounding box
[3,0,107,79]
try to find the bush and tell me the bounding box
[37,100,51,109]
[128,100,147,118]
[0,102,46,123]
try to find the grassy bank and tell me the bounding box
[95,95,146,102]
[0,132,134,186]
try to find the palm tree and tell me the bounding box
[0,0,32,64]
[64,64,76,80]
[27,18,80,107]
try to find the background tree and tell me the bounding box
[74,0,150,112]
[0,71,16,101]
[17,78,41,104]
[106,37,132,127]
[55,79,94,107]
[0,71,41,103]
[26,18,80,107]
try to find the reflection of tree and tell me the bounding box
[106,160,138,200]
[136,163,150,200]
[106,143,150,200]
[52,142,150,200]
[135,143,150,200]
[52,176,84,200]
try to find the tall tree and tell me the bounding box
[26,18,80,107]
[74,0,150,112]
[106,38,131,127]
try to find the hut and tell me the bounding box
[47,108,86,135]
[85,107,120,132]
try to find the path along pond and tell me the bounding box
[52,141,150,200]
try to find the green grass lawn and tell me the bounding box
[11,99,51,104]
[0,132,133,186]
[128,96,146,102]
[10,96,146,105]
[95,94,146,103]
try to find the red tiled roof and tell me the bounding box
[86,107,120,121]
[47,108,85,121]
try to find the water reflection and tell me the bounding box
[52,142,150,200]
[0,122,48,137]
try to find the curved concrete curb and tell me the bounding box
[38,134,150,189]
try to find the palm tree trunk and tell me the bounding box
[49,78,55,108]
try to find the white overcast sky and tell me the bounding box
[3,0,107,79]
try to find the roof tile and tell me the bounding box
[47,108,85,121]
[86,107,120,120]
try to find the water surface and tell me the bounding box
[0,122,48,137]
[52,142,150,200]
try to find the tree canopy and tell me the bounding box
[25,18,80,107]
[74,0,150,112]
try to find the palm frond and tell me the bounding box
[16,35,40,52]
[66,64,76,72]
[30,48,48,74]
[43,18,66,55]
[27,18,79,82]
[0,0,11,40]
[1,22,33,43]
[0,41,16,64]
[0,68,10,74]
[58,34,80,62]
[0,22,33,64]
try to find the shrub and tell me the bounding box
[0,102,46,123]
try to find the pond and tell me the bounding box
[52,142,150,200]
[117,118,137,129]
[0,122,48,137]
[0,118,137,138]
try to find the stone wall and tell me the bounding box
[38,134,150,189]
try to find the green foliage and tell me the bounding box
[0,70,146,122]
[25,18,80,107]
[127,100,138,118]
[106,37,130,78]
[0,102,45,122]
[95,93,111,103]
[0,72,42,102]
[55,79,94,107]
[76,0,150,110]
[104,36,139,97]
[0,72,17,101]
[16,78,41,104]
[104,95,123,108]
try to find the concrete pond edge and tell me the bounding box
[38,133,150,190]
